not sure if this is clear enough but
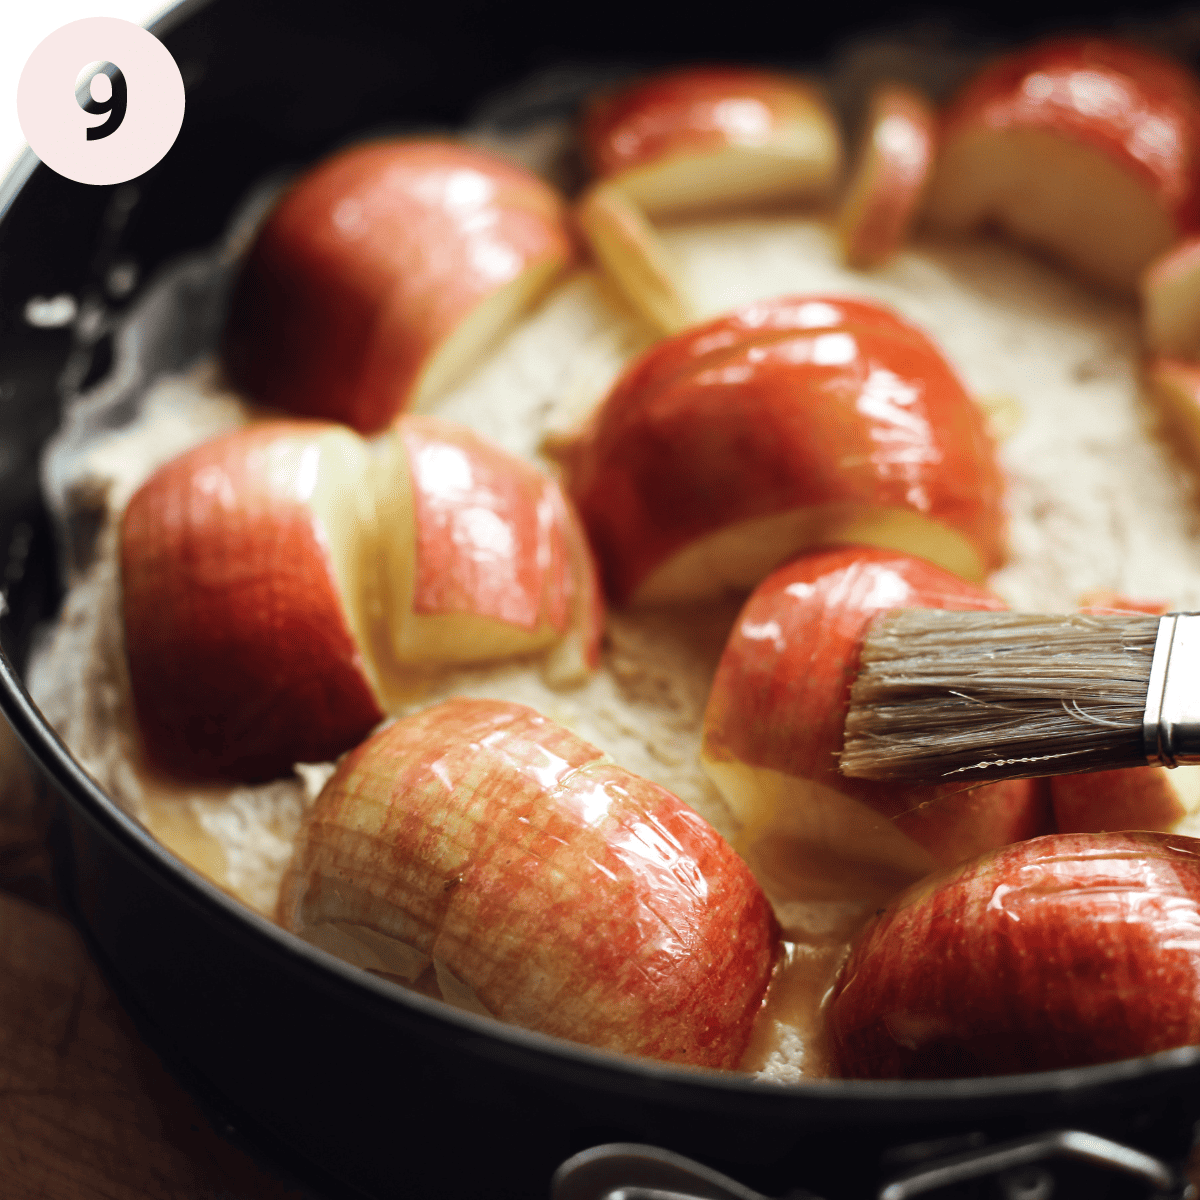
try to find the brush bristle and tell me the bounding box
[839,610,1158,782]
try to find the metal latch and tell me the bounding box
[551,1130,1183,1200]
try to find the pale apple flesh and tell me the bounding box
[121,418,602,780]
[927,126,1179,293]
[1142,238,1200,357]
[563,295,1007,606]
[631,503,990,607]
[838,83,936,269]
[828,831,1200,1078]
[223,140,574,435]
[701,546,1048,923]
[277,698,780,1067]
[924,39,1200,294]
[582,67,842,218]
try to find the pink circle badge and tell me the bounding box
[17,18,185,186]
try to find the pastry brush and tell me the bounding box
[838,609,1200,784]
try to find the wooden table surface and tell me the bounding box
[0,717,321,1200]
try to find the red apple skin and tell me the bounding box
[582,66,833,182]
[941,39,1200,232]
[1052,768,1190,836]
[703,546,1047,869]
[121,422,383,782]
[829,831,1200,1078]
[563,296,1007,606]
[224,140,573,435]
[278,699,779,1066]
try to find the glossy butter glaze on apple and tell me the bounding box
[701,546,1048,919]
[224,140,573,435]
[829,831,1200,1078]
[562,296,1007,606]
[278,698,780,1067]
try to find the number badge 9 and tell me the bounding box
[81,66,128,142]
[18,17,185,186]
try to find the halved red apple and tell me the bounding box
[581,66,842,218]
[837,83,937,269]
[277,697,779,1067]
[121,417,601,780]
[700,546,1048,915]
[223,140,574,434]
[829,831,1200,1078]
[1142,237,1200,356]
[560,295,1007,607]
[122,420,383,781]
[925,38,1200,293]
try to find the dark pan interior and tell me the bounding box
[3,2,1200,1197]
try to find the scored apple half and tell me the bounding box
[828,831,1200,1078]
[581,66,842,218]
[837,83,937,270]
[121,418,601,781]
[277,698,780,1067]
[701,546,1048,920]
[223,139,574,435]
[924,38,1200,294]
[559,295,1007,607]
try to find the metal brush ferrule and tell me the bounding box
[1144,613,1200,767]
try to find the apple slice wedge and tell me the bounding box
[837,83,936,269]
[1143,356,1200,472]
[581,66,842,218]
[925,38,1200,293]
[828,831,1200,1078]
[560,295,1007,606]
[575,183,694,334]
[277,697,780,1067]
[121,418,601,780]
[224,140,574,434]
[700,546,1048,918]
[1142,237,1200,356]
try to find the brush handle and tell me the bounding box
[1144,613,1200,767]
